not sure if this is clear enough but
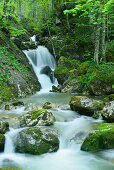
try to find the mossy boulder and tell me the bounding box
[19,109,55,127]
[88,75,113,96]
[14,127,59,155]
[0,120,9,134]
[70,96,104,116]
[81,123,114,151]
[0,133,5,152]
[43,102,52,109]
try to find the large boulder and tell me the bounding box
[0,133,5,152]
[81,123,114,151]
[19,109,55,127]
[0,120,9,134]
[14,127,59,155]
[70,96,104,116]
[88,76,113,95]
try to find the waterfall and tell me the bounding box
[24,46,58,92]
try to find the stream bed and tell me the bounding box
[0,92,114,170]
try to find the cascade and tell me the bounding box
[24,46,58,92]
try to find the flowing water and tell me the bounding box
[0,46,114,169]
[24,46,58,92]
[0,92,114,170]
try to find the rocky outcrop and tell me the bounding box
[19,109,55,127]
[70,96,104,116]
[81,123,114,151]
[0,30,40,101]
[14,127,59,155]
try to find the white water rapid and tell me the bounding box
[24,46,58,92]
[0,93,114,170]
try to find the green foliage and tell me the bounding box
[0,46,31,86]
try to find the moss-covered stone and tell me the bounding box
[81,123,114,151]
[70,96,104,116]
[0,133,5,152]
[19,109,55,127]
[14,127,59,155]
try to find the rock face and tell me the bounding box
[81,123,114,151]
[19,109,55,127]
[0,30,40,102]
[0,133,5,152]
[14,127,59,155]
[70,96,104,116]
[0,120,9,134]
[100,101,114,123]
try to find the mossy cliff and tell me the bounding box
[81,123,114,151]
[0,31,40,102]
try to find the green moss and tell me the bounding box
[78,62,89,74]
[97,123,114,131]
[81,123,114,151]
[30,109,46,120]
[54,65,69,74]
[108,94,114,100]
[93,103,105,111]
[0,86,16,101]
[0,168,23,170]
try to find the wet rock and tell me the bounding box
[24,103,39,111]
[11,101,24,107]
[43,102,52,109]
[0,120,9,134]
[81,123,114,151]
[0,133,5,152]
[70,96,104,116]
[14,127,59,155]
[100,101,114,123]
[50,85,61,92]
[40,66,53,83]
[5,105,10,110]
[19,109,55,127]
[71,131,88,144]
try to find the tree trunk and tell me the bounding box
[94,13,101,65]
[101,15,106,61]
